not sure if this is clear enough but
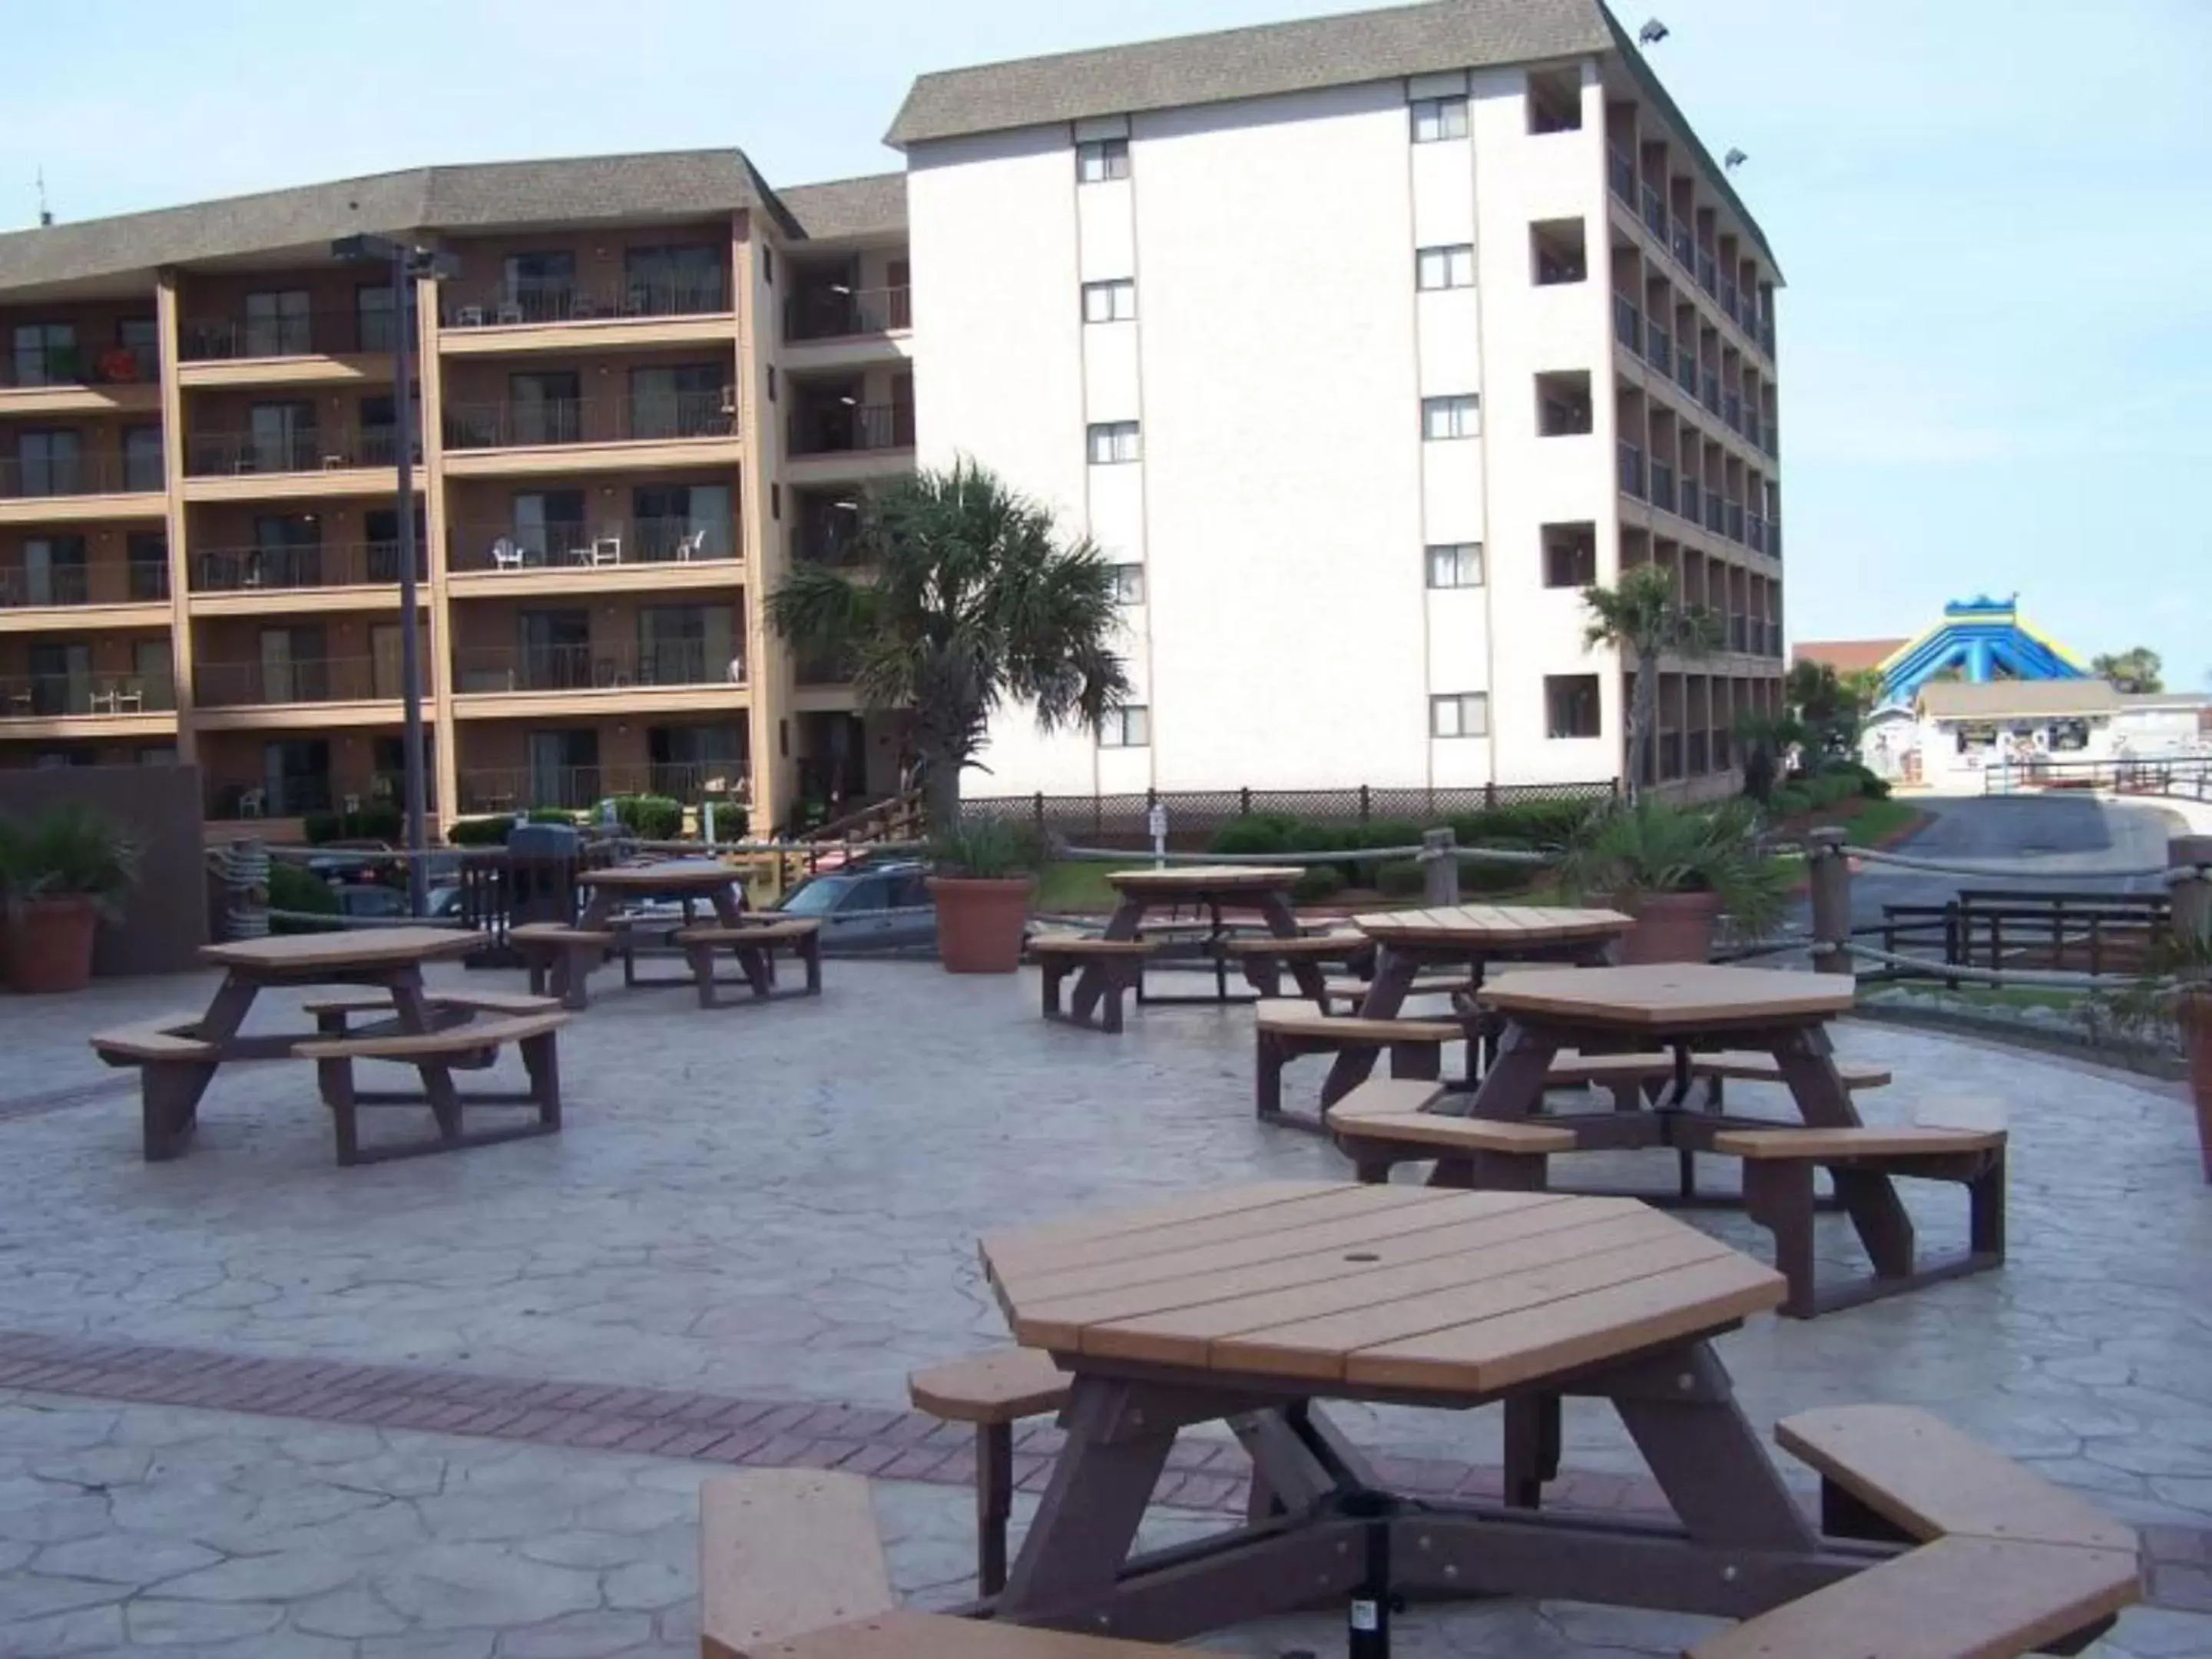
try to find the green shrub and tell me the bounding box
[1768,784,1814,819]
[610,794,684,842]
[1459,859,1537,896]
[1373,859,1427,899]
[1449,799,1599,853]
[1861,775,1892,800]
[1208,814,1294,856]
[1290,864,1346,904]
[446,816,515,848]
[1359,819,1426,852]
[929,818,1042,879]
[269,862,341,933]
[302,803,406,846]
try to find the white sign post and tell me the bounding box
[1147,803,1168,868]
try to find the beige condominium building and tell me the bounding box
[0,0,1780,834]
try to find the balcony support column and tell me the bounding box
[413,267,459,836]
[734,210,786,837]
[154,270,197,763]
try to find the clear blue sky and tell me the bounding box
[7,1,2206,688]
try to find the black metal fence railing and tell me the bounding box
[0,454,161,499]
[178,310,398,361]
[0,561,170,606]
[788,402,914,456]
[1864,889,2172,988]
[449,640,740,695]
[964,780,1621,846]
[0,671,177,718]
[442,391,734,450]
[1617,442,1644,498]
[195,656,392,707]
[190,542,419,593]
[184,428,401,477]
[784,285,913,342]
[439,278,732,329]
[1,338,159,386]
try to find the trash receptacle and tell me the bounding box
[507,822,581,929]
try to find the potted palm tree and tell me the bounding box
[927,818,1041,973]
[1558,797,1786,963]
[767,461,1128,975]
[0,803,141,994]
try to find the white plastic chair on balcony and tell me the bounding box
[491,537,525,572]
[588,532,621,567]
[90,685,119,716]
[238,788,265,819]
[675,528,706,564]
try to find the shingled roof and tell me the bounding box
[770,173,909,240]
[887,0,1777,272]
[0,149,795,297]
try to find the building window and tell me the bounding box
[1410,96,1469,143]
[1425,542,1483,588]
[1077,138,1131,183]
[1530,219,1588,285]
[1082,279,1137,323]
[1526,68,1583,134]
[1100,705,1150,747]
[1421,395,1480,441]
[1541,523,1597,588]
[1415,245,1475,291]
[1545,674,1602,739]
[243,290,311,356]
[1429,692,1490,739]
[1111,563,1146,604]
[1087,421,1141,465]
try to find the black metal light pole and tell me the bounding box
[333,234,459,916]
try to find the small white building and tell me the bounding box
[1884,680,2208,790]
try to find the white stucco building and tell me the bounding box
[892,0,1787,801]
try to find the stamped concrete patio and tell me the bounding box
[0,956,2207,1656]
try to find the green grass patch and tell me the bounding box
[1837,796,1926,847]
[1035,859,1144,912]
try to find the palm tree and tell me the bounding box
[767,461,1130,829]
[2091,647,2164,695]
[1581,564,1722,802]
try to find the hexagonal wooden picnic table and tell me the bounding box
[1073,866,1316,1020]
[974,1179,1896,1644]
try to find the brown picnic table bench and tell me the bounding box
[1073,866,1319,1018]
[963,1181,2133,1656]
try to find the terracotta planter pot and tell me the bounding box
[1617,889,1723,965]
[6,897,99,995]
[2184,989,2212,1184]
[929,876,1034,974]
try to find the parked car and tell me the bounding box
[777,860,935,953]
[307,839,397,888]
[334,884,411,921]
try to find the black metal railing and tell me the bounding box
[1649,460,1674,511]
[1658,731,1684,781]
[442,391,734,450]
[206,776,336,819]
[787,402,914,456]
[1704,493,1725,534]
[1,338,160,386]
[1697,249,1717,295]
[784,285,912,342]
[455,760,739,816]
[1700,370,1721,416]
[179,310,398,361]
[0,671,176,718]
[1612,295,1642,353]
[1670,217,1695,267]
[195,655,393,707]
[1608,147,1636,203]
[1723,391,1743,434]
[1674,352,1697,397]
[1725,499,1746,544]
[445,516,738,572]
[450,640,740,695]
[0,561,169,606]
[1679,477,1700,521]
[0,453,160,499]
[1729,615,1748,652]
[1617,443,1644,498]
[184,428,400,477]
[1720,278,1740,326]
[1687,730,1710,774]
[1646,321,1672,375]
[1640,184,1667,238]
[1747,515,1767,555]
[439,277,731,329]
[190,542,419,593]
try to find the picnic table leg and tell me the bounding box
[1503,1391,1561,1509]
[1319,948,1423,1101]
[1071,899,1146,1024]
[1454,1019,1561,1123]
[1256,892,1328,1003]
[1601,1343,1817,1551]
[998,1377,1178,1620]
[1772,1025,1917,1278]
[709,882,746,926]
[144,972,262,1157]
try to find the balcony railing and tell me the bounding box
[1612,296,1642,353]
[445,517,738,573]
[1720,278,1740,325]
[1,561,171,607]
[1760,320,1776,356]
[1648,459,1674,511]
[184,427,399,478]
[439,278,731,329]
[1670,217,1695,267]
[1679,477,1700,521]
[1696,250,1717,296]
[0,453,163,499]
[0,671,176,719]
[1769,520,1783,559]
[1714,727,1734,770]
[1747,514,1767,555]
[1608,147,1636,203]
[190,542,419,593]
[1640,184,1667,238]
[1729,615,1749,652]
[1704,494,1724,534]
[455,760,740,815]
[1700,371,1721,416]
[1646,322,1672,375]
[1617,442,1644,499]
[1674,354,1697,399]
[784,286,913,343]
[179,310,398,362]
[443,392,735,451]
[1659,730,1684,781]
[1723,391,1743,434]
[196,655,394,707]
[1,339,160,387]
[788,402,915,457]
[207,776,334,819]
[450,640,741,696]
[1743,409,1763,449]
[1725,500,1746,544]
[793,524,869,568]
[1687,730,1710,775]
[1764,418,1780,458]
